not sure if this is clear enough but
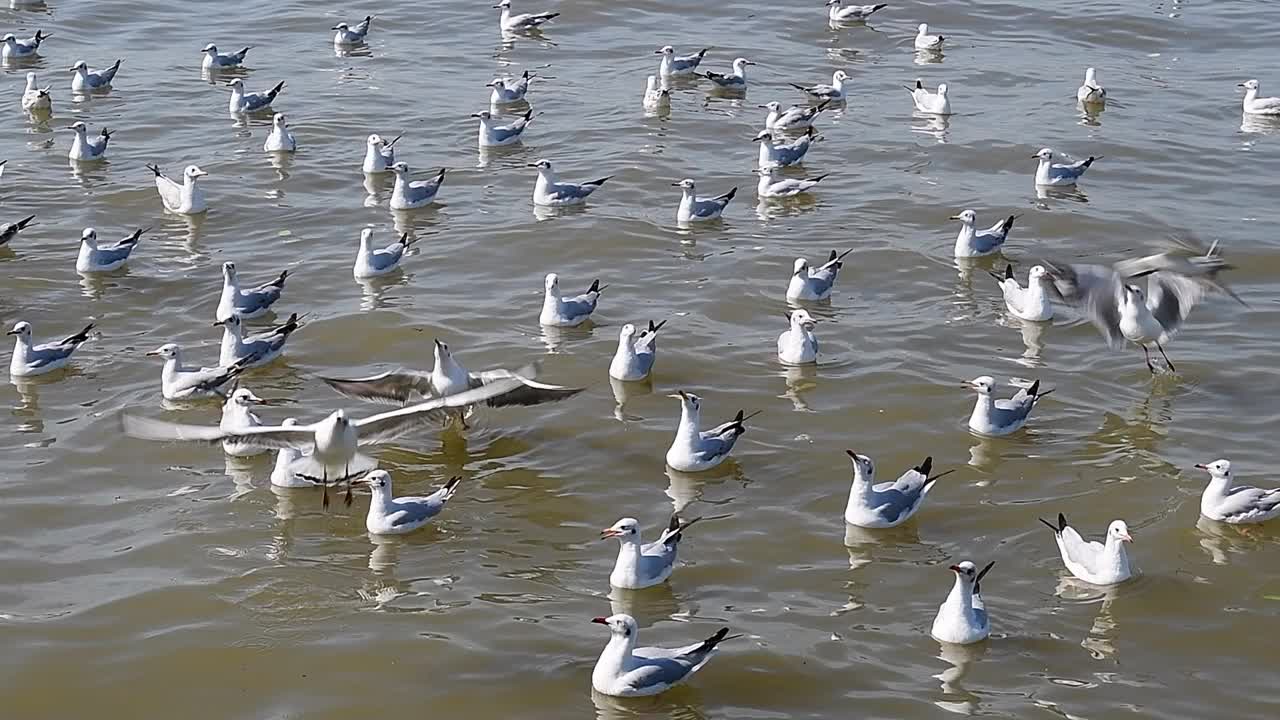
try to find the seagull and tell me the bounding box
[1039,513,1132,585]
[643,75,671,111]
[270,418,313,487]
[906,79,952,115]
[333,15,373,45]
[609,320,665,382]
[1,214,36,247]
[488,70,535,104]
[787,250,851,302]
[540,273,605,326]
[1032,147,1099,187]
[21,72,51,112]
[227,78,285,114]
[147,164,208,215]
[655,45,708,78]
[76,226,146,273]
[69,59,120,93]
[145,343,256,400]
[320,339,584,410]
[827,1,887,23]
[263,113,296,152]
[1077,68,1106,105]
[216,312,302,367]
[790,70,849,102]
[217,260,289,322]
[989,264,1053,321]
[1194,459,1280,525]
[914,23,945,51]
[591,614,734,697]
[475,108,534,147]
[674,178,736,224]
[703,57,755,90]
[755,128,815,169]
[220,387,270,457]
[930,560,994,645]
[951,210,1016,258]
[532,159,610,206]
[602,515,702,589]
[354,471,461,535]
[495,0,559,33]
[8,321,93,378]
[844,451,953,528]
[777,309,819,365]
[1238,79,1280,116]
[964,376,1052,436]
[760,100,830,132]
[201,44,251,71]
[665,391,758,473]
[362,133,402,173]
[1,30,48,59]
[354,228,415,278]
[756,167,827,198]
[389,162,446,210]
[67,121,111,161]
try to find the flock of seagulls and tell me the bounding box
[4,0,1279,701]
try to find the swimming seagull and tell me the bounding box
[827,1,887,23]
[755,128,815,169]
[950,210,1017,258]
[1032,147,1099,187]
[787,250,852,302]
[220,387,270,457]
[495,0,559,32]
[656,45,708,77]
[756,167,827,198]
[76,226,146,273]
[591,614,734,697]
[263,113,296,152]
[674,178,736,224]
[144,342,256,400]
[989,264,1053,321]
[540,273,605,326]
[1238,79,1280,116]
[354,228,415,278]
[270,418,313,487]
[1039,513,1132,585]
[227,78,285,114]
[488,70,535,104]
[362,133,402,173]
[21,72,51,112]
[532,159,610,206]
[69,59,120,93]
[790,70,849,102]
[602,515,702,589]
[216,312,302,367]
[643,75,671,111]
[353,471,461,535]
[147,164,208,215]
[844,452,954,528]
[1194,459,1280,525]
[906,79,952,115]
[760,100,830,132]
[67,121,111,161]
[1,214,36,247]
[201,44,251,71]
[777,310,819,365]
[665,390,758,472]
[474,108,534,147]
[8,321,93,378]
[1,30,49,59]
[217,260,289,321]
[703,57,755,90]
[914,23,945,51]
[930,560,994,645]
[389,162,446,210]
[333,15,373,45]
[609,320,665,382]
[964,376,1052,436]
[1077,68,1106,105]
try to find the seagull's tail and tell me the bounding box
[16,214,37,230]
[870,3,888,13]
[587,279,608,295]
[1081,155,1101,169]
[438,475,463,502]
[648,319,667,333]
[235,46,253,60]
[695,48,709,59]
[585,176,612,188]
[266,81,286,102]
[397,231,417,249]
[65,322,95,346]
[814,99,832,114]
[809,174,830,183]
[789,82,810,92]
[1000,214,1018,236]
[270,269,290,289]
[988,263,1014,284]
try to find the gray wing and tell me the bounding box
[636,542,677,577]
[242,93,271,111]
[407,171,445,202]
[86,245,133,266]
[320,369,436,405]
[385,498,444,527]
[467,369,585,408]
[1217,486,1280,522]
[86,133,111,156]
[1147,272,1206,341]
[491,118,530,143]
[1044,261,1124,345]
[121,414,316,450]
[352,377,527,443]
[557,293,599,320]
[1048,160,1090,182]
[618,656,699,693]
[370,244,406,270]
[864,485,920,524]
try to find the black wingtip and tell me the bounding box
[697,48,709,58]
[811,174,830,183]
[588,279,602,294]
[915,456,933,476]
[1038,516,1060,533]
[648,319,667,333]
[145,163,161,177]
[274,269,290,286]
[724,186,738,201]
[1026,380,1040,396]
[1057,512,1067,531]
[1004,263,1014,281]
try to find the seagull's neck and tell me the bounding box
[1084,70,1098,86]
[1102,535,1131,575]
[222,402,256,429]
[681,186,696,201]
[81,236,98,250]
[369,485,394,511]
[536,168,557,185]
[1244,87,1259,102]
[850,464,874,490]
[612,536,643,577]
[594,632,638,681]
[943,575,974,612]
[734,62,748,79]
[675,403,701,441]
[1205,473,1233,498]
[968,392,995,427]
[24,76,36,92]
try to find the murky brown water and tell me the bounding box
[4,0,1280,717]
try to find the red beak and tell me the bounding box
[1193,464,1208,470]
[948,565,961,573]
[591,617,608,625]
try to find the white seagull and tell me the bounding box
[591,614,734,697]
[643,75,671,111]
[990,264,1053,321]
[755,128,815,169]
[270,418,313,488]
[703,57,755,91]
[777,309,819,365]
[475,109,534,148]
[757,167,827,198]
[533,159,610,206]
[144,342,255,400]
[8,321,93,378]
[488,70,535,104]
[827,1,887,23]
[217,260,289,322]
[147,163,208,215]
[263,113,296,152]
[914,23,945,51]
[760,100,830,132]
[664,390,758,473]
[220,387,269,457]
[844,452,953,528]
[355,471,462,535]
[602,515,702,589]
[201,44,251,71]
[216,312,303,368]
[609,320,665,382]
[333,15,373,45]
[389,162,446,210]
[964,376,1052,436]
[362,133,402,173]
[930,560,994,645]
[67,122,111,161]
[655,45,708,78]
[69,59,121,93]
[950,209,1016,258]
[1238,79,1280,116]
[674,178,736,224]
[1039,513,1133,586]
[790,70,849,102]
[495,0,559,33]
[1194,459,1280,525]
[227,78,285,114]
[906,79,952,115]
[1077,68,1107,105]
[21,72,52,112]
[76,226,146,273]
[540,273,605,327]
[1032,147,1099,187]
[2,30,49,60]
[787,250,852,302]
[354,228,415,278]
[1,214,37,247]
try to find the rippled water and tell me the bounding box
[4,0,1280,717]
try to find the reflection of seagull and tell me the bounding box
[1039,513,1133,585]
[591,614,734,697]
[844,451,953,528]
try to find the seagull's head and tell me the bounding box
[753,129,773,143]
[949,209,976,225]
[760,100,781,113]
[281,417,298,428]
[184,165,209,179]
[948,560,979,583]
[389,161,409,175]
[667,389,700,411]
[2,34,16,43]
[790,309,817,330]
[792,257,809,276]
[146,343,180,359]
[833,70,849,82]
[485,78,503,88]
[618,323,637,340]
[543,272,560,293]
[1122,284,1146,303]
[844,449,874,477]
[332,408,350,426]
[353,469,391,491]
[1084,67,1098,82]
[332,22,350,31]
[533,158,552,171]
[494,0,512,9]
[226,78,244,89]
[1028,265,1049,282]
[1108,520,1133,543]
[655,45,675,56]
[1194,459,1232,479]
[222,260,237,280]
[25,71,37,83]
[358,228,375,246]
[592,613,638,638]
[201,43,217,53]
[213,313,242,331]
[964,375,995,395]
[471,110,492,120]
[936,82,949,95]
[68,121,87,133]
[917,23,929,34]
[6,321,32,338]
[272,113,287,127]
[672,178,696,190]
[755,167,779,178]
[734,57,756,69]
[826,0,842,6]
[1032,147,1054,161]
[1239,79,1260,91]
[80,227,97,245]
[229,387,266,407]
[69,60,87,73]
[600,517,639,541]
[433,337,452,359]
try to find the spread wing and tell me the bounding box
[352,377,527,443]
